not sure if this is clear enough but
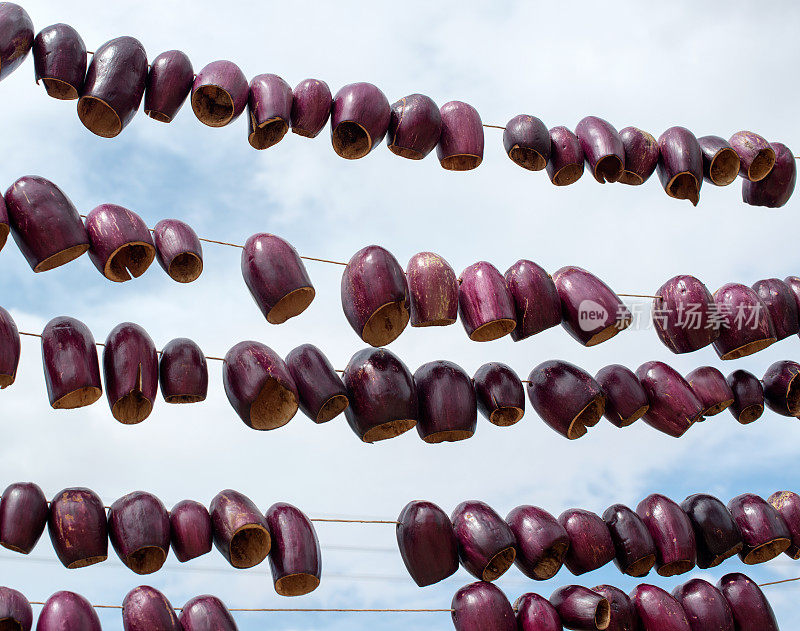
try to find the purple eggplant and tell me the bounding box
[458,261,516,342]
[108,491,170,574]
[592,585,638,631]
[170,499,213,563]
[515,592,562,631]
[41,316,102,409]
[698,135,740,186]
[630,584,690,631]
[0,193,8,252]
[48,487,108,568]
[0,482,48,554]
[559,508,615,575]
[406,251,459,327]
[265,502,321,596]
[78,36,148,137]
[210,489,270,569]
[159,337,207,404]
[191,60,248,127]
[618,126,659,185]
[178,595,237,631]
[680,493,743,569]
[122,585,180,631]
[602,504,656,577]
[729,130,775,182]
[635,361,703,438]
[5,175,89,272]
[685,366,734,417]
[503,114,550,171]
[247,73,293,150]
[762,360,800,416]
[414,360,477,443]
[473,362,525,427]
[551,585,611,630]
[85,204,156,282]
[0,306,19,388]
[0,586,32,631]
[396,500,458,587]
[672,579,734,631]
[452,501,516,581]
[0,3,32,82]
[752,278,799,340]
[37,591,101,631]
[718,573,779,631]
[290,78,331,138]
[548,125,585,185]
[768,491,800,559]
[726,369,764,424]
[727,493,791,564]
[505,259,562,341]
[527,360,606,439]
[437,100,483,171]
[506,505,569,580]
[144,50,194,122]
[387,94,441,159]
[33,23,86,100]
[330,82,390,159]
[595,364,649,428]
[341,245,409,346]
[576,116,625,183]
[285,344,348,423]
[153,219,203,283]
[786,275,800,315]
[103,322,158,424]
[743,141,796,207]
[657,126,703,206]
[653,275,719,353]
[636,494,696,576]
[452,582,516,631]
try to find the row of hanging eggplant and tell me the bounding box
[397,491,800,590]
[2,309,800,440]
[0,483,321,595]
[0,4,795,208]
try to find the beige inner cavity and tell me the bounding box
[709,148,740,186]
[52,386,102,410]
[167,252,203,283]
[78,96,123,138]
[275,573,320,597]
[267,287,315,325]
[126,546,167,575]
[361,301,410,347]
[34,243,90,273]
[440,153,482,171]
[332,122,372,159]
[482,547,516,581]
[104,241,156,282]
[469,318,516,343]
[249,116,289,150]
[361,419,417,443]
[229,524,271,568]
[192,85,236,127]
[315,394,349,423]
[42,77,79,100]
[249,379,298,430]
[509,146,546,171]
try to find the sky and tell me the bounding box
[0,0,799,629]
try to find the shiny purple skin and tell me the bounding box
[768,491,800,559]
[752,278,799,340]
[657,126,703,206]
[697,135,740,186]
[265,502,321,596]
[515,593,562,631]
[85,204,156,282]
[727,493,791,564]
[0,192,8,251]
[36,591,101,631]
[506,505,569,581]
[718,573,779,631]
[0,482,48,554]
[0,586,32,631]
[170,499,212,563]
[473,362,525,427]
[341,245,409,347]
[672,579,734,631]
[452,501,517,581]
[505,259,562,341]
[153,219,203,283]
[342,347,418,443]
[330,82,390,159]
[242,233,314,325]
[547,125,585,185]
[554,266,631,347]
[636,494,696,577]
[285,344,348,423]
[108,491,170,575]
[396,500,458,587]
[558,509,615,576]
[290,78,331,138]
[602,504,656,577]
[743,141,796,207]
[0,306,20,388]
[680,494,743,569]
[178,596,238,631]
[618,126,659,185]
[458,261,516,342]
[713,283,776,359]
[451,581,516,631]
[551,585,611,631]
[595,364,649,428]
[48,487,108,569]
[5,175,89,272]
[103,322,159,424]
[527,360,606,440]
[685,366,734,417]
[33,23,86,100]
[406,252,459,327]
[210,490,271,569]
[247,73,293,150]
[630,585,691,631]
[635,361,703,438]
[144,50,193,122]
[593,585,637,631]
[41,316,102,409]
[191,60,248,127]
[726,369,764,424]
[414,360,477,443]
[0,3,32,82]
[222,341,299,431]
[762,360,800,416]
[78,36,148,138]
[653,274,719,354]
[729,130,776,182]
[387,94,441,159]
[437,100,484,171]
[159,338,207,404]
[785,275,800,314]
[576,116,625,183]
[122,586,180,631]
[503,114,550,171]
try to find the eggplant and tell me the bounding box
[0,586,32,631]
[595,364,649,428]
[170,499,213,563]
[108,491,170,574]
[575,115,625,183]
[290,78,331,138]
[762,360,800,416]
[697,135,740,186]
[265,502,321,596]
[742,141,796,207]
[85,204,156,282]
[629,584,691,631]
[0,3,32,82]
[727,493,791,564]
[602,503,656,577]
[547,125,585,185]
[330,82,390,159]
[247,73,293,149]
[451,581,516,631]
[191,60,248,127]
[559,508,615,575]
[452,500,516,581]
[726,369,764,424]
[144,50,194,122]
[506,505,570,580]
[210,489,270,569]
[0,306,19,388]
[458,261,516,342]
[551,585,611,630]
[592,585,638,631]
[103,322,158,424]
[159,338,208,404]
[618,126,659,185]
[396,500,459,587]
[414,360,477,443]
[713,282,776,359]
[122,585,180,631]
[406,252,458,327]
[387,94,441,159]
[48,487,108,568]
[515,592,562,631]
[657,126,703,206]
[0,193,7,252]
[503,114,550,171]
[767,491,800,559]
[752,278,799,340]
[178,595,238,631]
[636,494,696,576]
[505,259,562,341]
[41,316,102,409]
[672,579,734,631]
[680,493,743,568]
[685,366,734,417]
[437,100,483,170]
[473,362,525,427]
[33,23,86,100]
[0,482,48,554]
[635,361,703,438]
[153,219,203,283]
[285,343,348,423]
[718,573,779,631]
[729,131,775,182]
[653,275,719,354]
[37,591,101,631]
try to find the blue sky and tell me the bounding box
[1,1,799,629]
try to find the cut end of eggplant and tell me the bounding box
[77,95,123,138]
[361,418,417,443]
[146,109,173,123]
[275,572,321,597]
[125,546,167,575]
[626,553,657,577]
[709,148,740,186]
[361,301,410,346]
[0,374,14,389]
[594,155,623,183]
[737,403,764,424]
[164,393,206,404]
[489,406,524,427]
[332,122,372,159]
[249,116,289,150]
[422,429,474,444]
[104,241,156,282]
[67,553,108,569]
[482,547,516,581]
[411,317,457,328]
[42,77,79,100]
[192,85,236,127]
[595,599,611,629]
[112,391,153,425]
[657,559,695,577]
[249,378,299,430]
[567,395,605,439]
[229,524,271,568]
[666,172,700,206]
[469,318,516,342]
[167,252,203,283]
[707,543,745,568]
[585,322,628,347]
[52,386,102,410]
[316,394,350,423]
[742,538,791,565]
[532,541,570,580]
[552,164,584,186]
[618,170,644,186]
[618,405,649,428]
[508,146,546,171]
[748,148,777,182]
[34,243,90,273]
[440,153,483,171]
[267,287,316,325]
[388,144,425,160]
[719,337,776,360]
